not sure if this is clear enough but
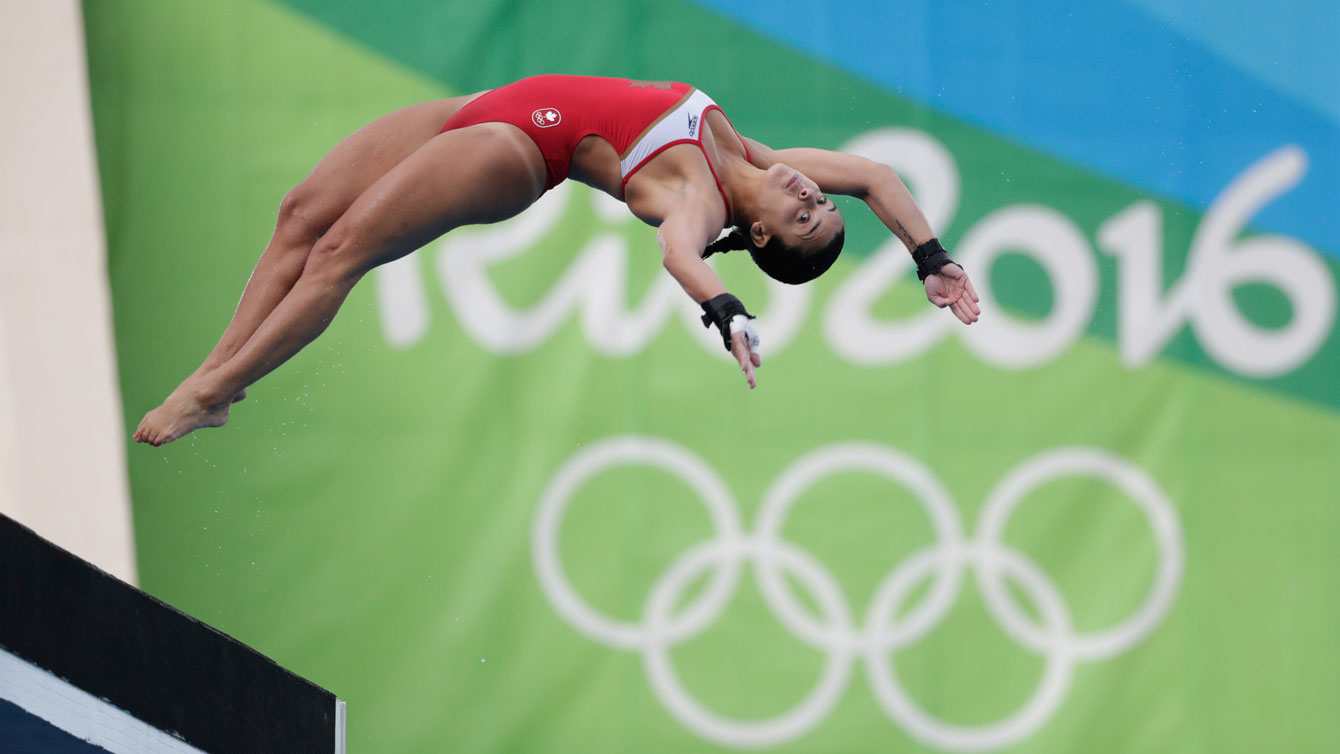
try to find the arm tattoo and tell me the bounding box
[894,219,916,248]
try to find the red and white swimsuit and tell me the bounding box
[440,75,750,211]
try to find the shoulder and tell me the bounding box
[656,198,728,254]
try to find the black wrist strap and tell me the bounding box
[912,238,960,282]
[700,293,754,351]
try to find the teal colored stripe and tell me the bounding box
[1127,0,1340,125]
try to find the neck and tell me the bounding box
[717,150,764,228]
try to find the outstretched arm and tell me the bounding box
[658,208,763,389]
[743,138,980,324]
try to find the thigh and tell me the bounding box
[293,92,489,229]
[319,121,549,275]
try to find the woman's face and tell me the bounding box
[750,163,844,250]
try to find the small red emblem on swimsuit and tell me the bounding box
[532,108,562,128]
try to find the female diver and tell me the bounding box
[134,75,979,446]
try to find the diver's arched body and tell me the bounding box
[134,75,978,446]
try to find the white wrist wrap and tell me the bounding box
[729,315,761,354]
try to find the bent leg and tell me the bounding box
[191,93,488,378]
[135,122,547,446]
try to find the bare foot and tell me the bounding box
[133,385,232,447]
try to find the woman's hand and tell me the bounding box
[730,330,762,389]
[925,263,981,324]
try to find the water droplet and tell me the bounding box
[480,658,486,663]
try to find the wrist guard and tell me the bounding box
[912,238,960,282]
[700,293,755,351]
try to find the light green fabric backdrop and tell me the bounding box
[85,1,1340,752]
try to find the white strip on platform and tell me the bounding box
[0,647,207,754]
[335,699,347,754]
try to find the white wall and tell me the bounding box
[0,0,137,584]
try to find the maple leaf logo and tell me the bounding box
[532,108,562,128]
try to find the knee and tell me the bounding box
[275,183,331,244]
[303,221,368,283]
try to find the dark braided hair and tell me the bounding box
[703,226,845,285]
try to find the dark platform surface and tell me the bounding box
[0,514,339,754]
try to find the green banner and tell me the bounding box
[86,1,1340,752]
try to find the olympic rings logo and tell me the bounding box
[532,436,1184,751]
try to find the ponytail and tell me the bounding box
[702,228,750,258]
